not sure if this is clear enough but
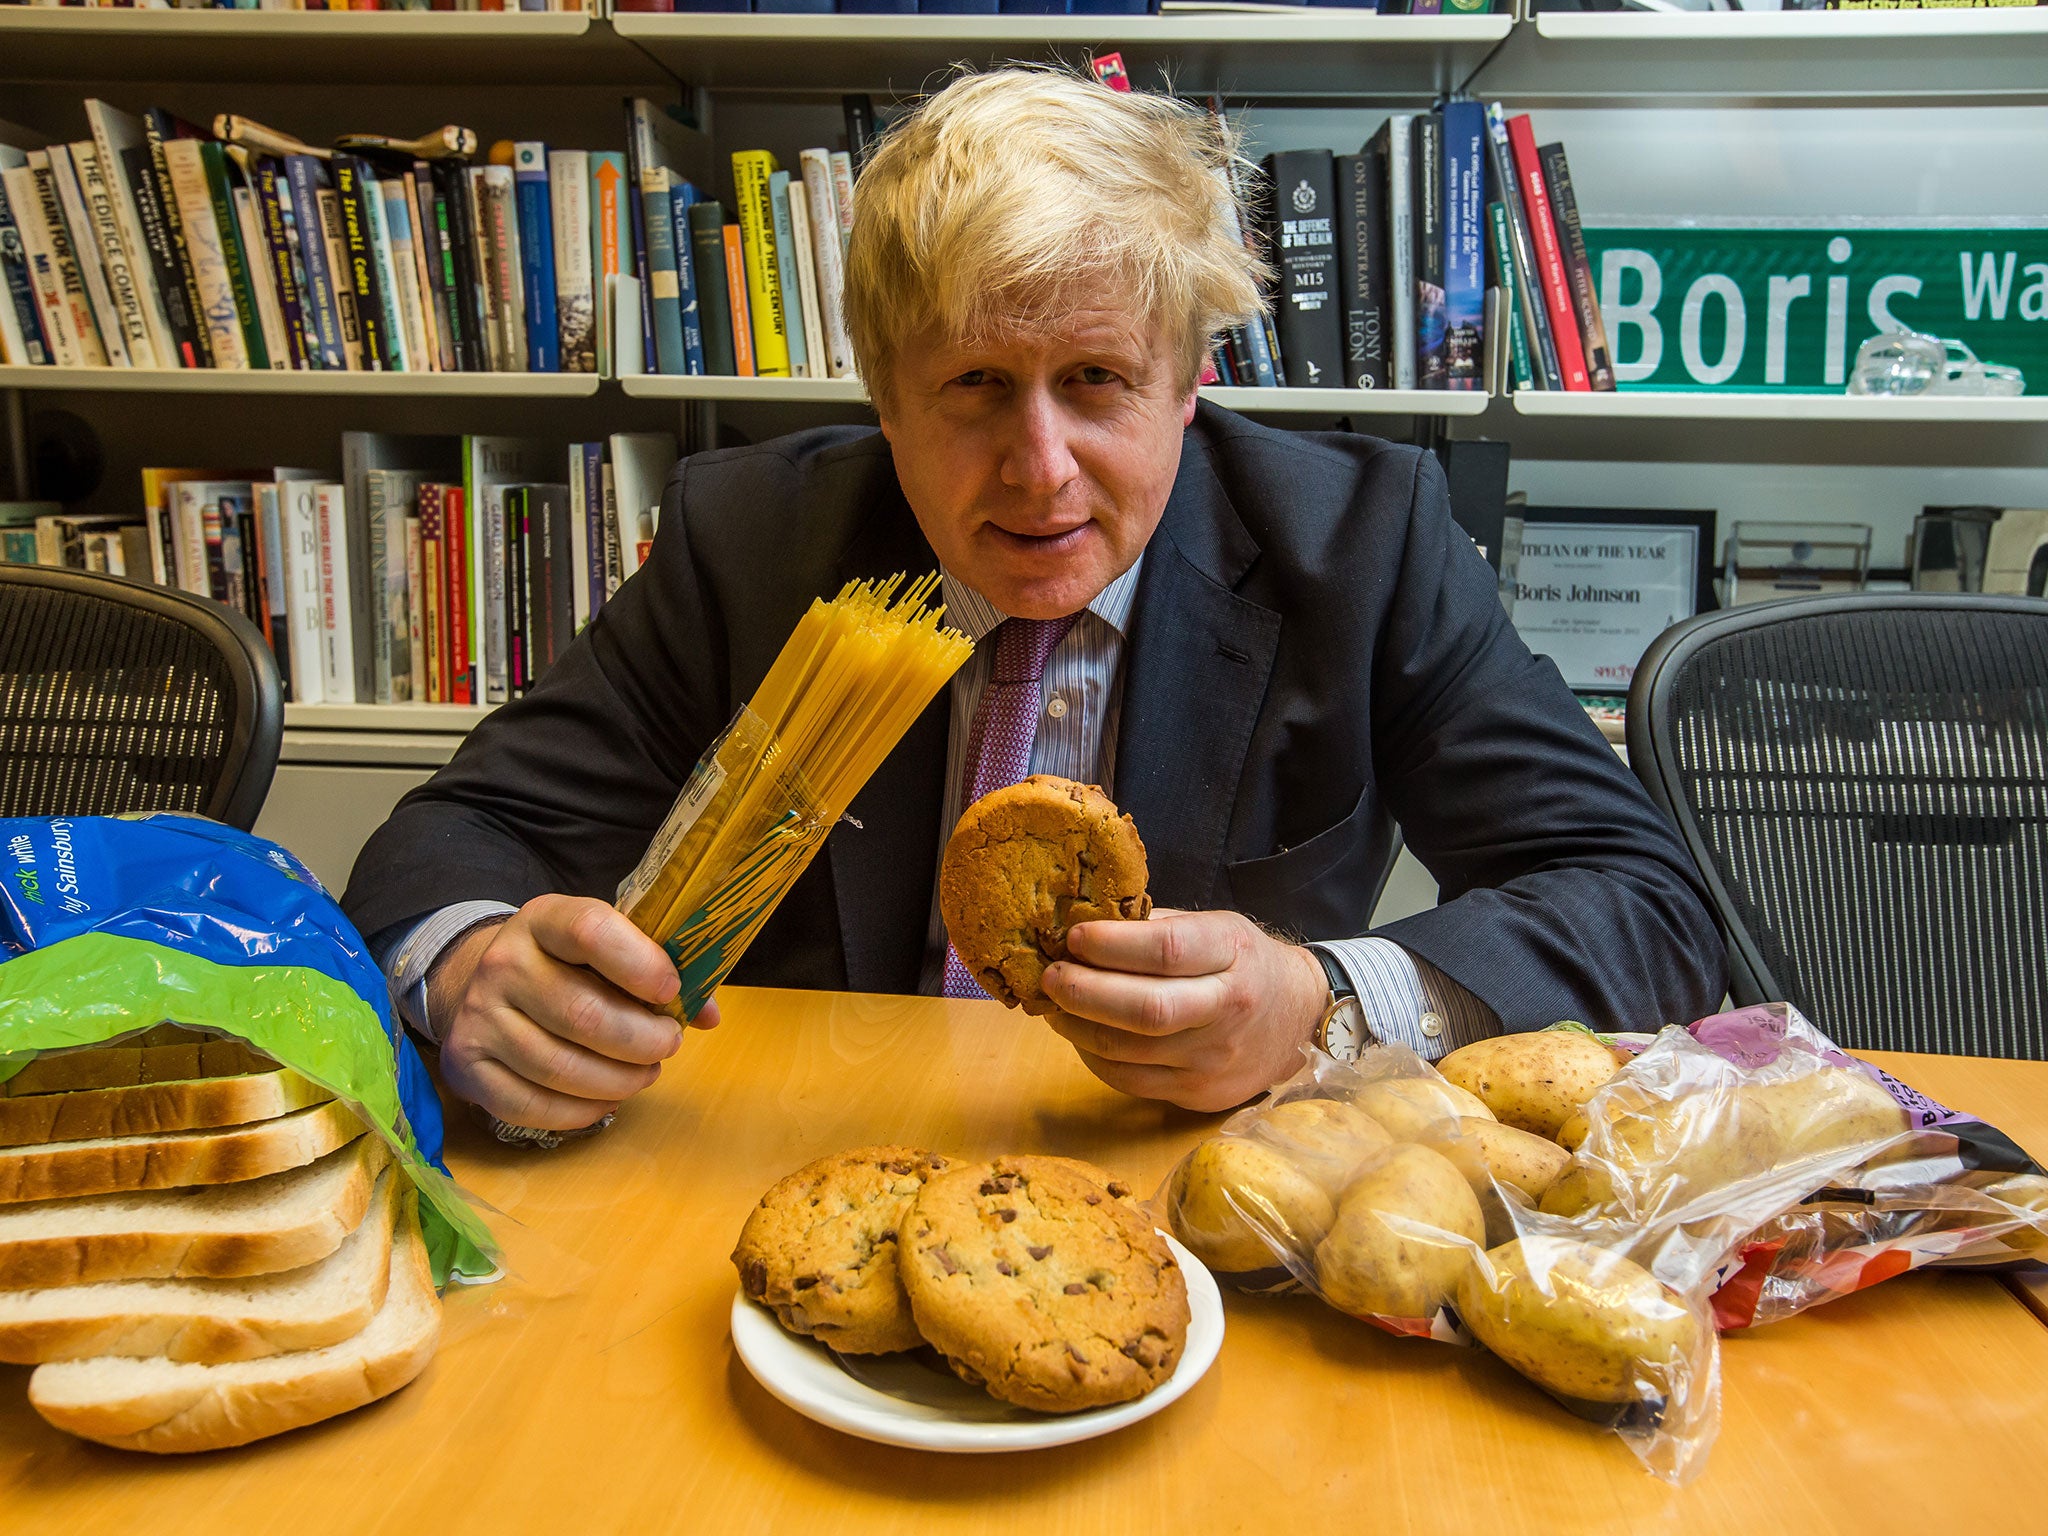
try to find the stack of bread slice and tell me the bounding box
[0,1025,442,1452]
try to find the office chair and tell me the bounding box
[1628,593,2048,1060]
[0,563,283,830]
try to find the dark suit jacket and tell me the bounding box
[343,402,1726,1032]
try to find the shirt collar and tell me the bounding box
[939,554,1145,646]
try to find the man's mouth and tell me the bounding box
[986,522,1094,556]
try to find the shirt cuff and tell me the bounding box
[376,901,519,1046]
[1310,937,1499,1063]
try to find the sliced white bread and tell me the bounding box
[0,1068,335,1150]
[0,1100,365,1206]
[30,1185,440,1454]
[0,1134,393,1291]
[4,1027,277,1099]
[0,1167,398,1365]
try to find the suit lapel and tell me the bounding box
[826,475,951,993]
[1114,424,1281,909]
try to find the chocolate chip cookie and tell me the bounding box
[939,775,1152,1015]
[898,1155,1189,1412]
[732,1145,951,1355]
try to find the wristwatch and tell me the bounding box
[1310,947,1368,1062]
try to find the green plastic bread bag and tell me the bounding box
[0,812,497,1285]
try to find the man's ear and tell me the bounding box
[1181,387,1199,428]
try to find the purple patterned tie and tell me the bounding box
[942,613,1080,999]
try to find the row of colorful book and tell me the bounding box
[7,433,678,707]
[1234,100,1613,393]
[0,99,742,376]
[1,1,588,10]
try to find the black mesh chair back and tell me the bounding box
[0,564,282,830]
[1628,593,2048,1059]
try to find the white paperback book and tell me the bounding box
[609,433,677,584]
[314,483,356,705]
[277,476,327,706]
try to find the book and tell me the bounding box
[7,160,85,367]
[600,460,624,593]
[419,484,445,703]
[1536,141,1616,392]
[549,148,596,373]
[768,169,809,378]
[253,158,314,371]
[1505,114,1590,392]
[513,143,560,373]
[1262,150,1343,389]
[1483,102,1562,393]
[401,168,446,372]
[284,159,347,371]
[666,178,706,376]
[721,222,754,377]
[431,159,485,373]
[527,482,573,677]
[688,200,736,376]
[67,140,157,368]
[608,433,676,586]
[278,475,326,705]
[1488,201,1534,393]
[197,142,270,370]
[843,95,877,179]
[731,151,789,378]
[0,159,53,367]
[313,483,354,704]
[414,163,459,372]
[798,148,854,379]
[142,111,216,369]
[1373,116,1416,390]
[787,180,828,387]
[641,163,688,374]
[83,101,180,369]
[443,484,471,705]
[343,434,457,703]
[359,165,410,372]
[828,152,857,254]
[1334,147,1387,391]
[504,485,529,694]
[1413,113,1446,390]
[1441,99,1486,393]
[463,436,554,703]
[161,140,245,369]
[229,179,291,370]
[476,164,524,372]
[330,157,390,370]
[253,481,291,691]
[314,183,366,371]
[22,151,110,367]
[568,444,594,632]
[405,511,428,702]
[46,145,132,369]
[588,150,630,378]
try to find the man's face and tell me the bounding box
[876,306,1197,620]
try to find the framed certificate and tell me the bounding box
[1509,507,1716,694]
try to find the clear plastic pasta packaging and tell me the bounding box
[1152,1007,2048,1483]
[615,575,972,1021]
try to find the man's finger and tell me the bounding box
[526,895,681,1007]
[686,994,722,1031]
[1064,1046,1196,1106]
[444,1053,621,1133]
[1041,962,1229,1038]
[476,1006,664,1102]
[503,960,682,1065]
[1062,912,1238,978]
[1044,1008,1189,1068]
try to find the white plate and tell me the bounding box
[730,1232,1224,1453]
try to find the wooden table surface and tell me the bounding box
[6,989,2048,1536]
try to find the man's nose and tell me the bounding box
[996,387,1081,498]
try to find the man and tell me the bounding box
[342,71,1726,1137]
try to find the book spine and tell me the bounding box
[1488,200,1534,393]
[445,484,471,704]
[0,175,53,366]
[117,145,196,368]
[787,180,828,387]
[730,150,788,377]
[254,483,285,674]
[581,444,606,619]
[315,186,366,369]
[641,164,687,374]
[415,165,457,371]
[600,458,623,595]
[483,484,509,702]
[231,183,291,369]
[1334,150,1386,391]
[828,152,856,253]
[768,169,808,377]
[378,179,430,372]
[198,143,269,369]
[360,169,409,371]
[1382,118,1416,390]
[47,146,131,367]
[1483,101,1562,393]
[161,140,245,368]
[70,142,157,367]
[143,114,216,367]
[478,164,523,371]
[548,148,595,373]
[798,149,854,379]
[420,484,444,703]
[588,151,629,377]
[507,487,528,696]
[333,158,391,369]
[1442,99,1486,393]
[281,478,325,704]
[366,473,393,700]
[1413,114,1445,390]
[543,483,573,671]
[314,483,355,704]
[10,164,90,367]
[667,180,705,376]
[1264,150,1343,389]
[25,154,107,366]
[256,159,315,369]
[513,143,559,372]
[622,100,658,374]
[405,511,428,702]
[1506,114,1590,392]
[567,446,589,631]
[86,105,178,367]
[721,223,754,377]
[432,159,485,371]
[283,157,345,368]
[1536,140,1616,392]
[687,200,735,375]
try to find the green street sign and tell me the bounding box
[1582,223,2048,394]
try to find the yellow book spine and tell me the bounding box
[731,150,790,379]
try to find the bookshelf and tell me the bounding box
[620,375,1491,418]
[0,368,604,398]
[1511,392,2048,425]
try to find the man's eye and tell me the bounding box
[952,370,990,387]
[1075,366,1120,386]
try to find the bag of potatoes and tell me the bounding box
[1155,1040,1720,1484]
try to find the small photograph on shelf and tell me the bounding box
[1916,504,2048,598]
[1721,519,1870,606]
[1509,505,1715,694]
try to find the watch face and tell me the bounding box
[1321,998,1368,1062]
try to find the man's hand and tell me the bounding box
[427,894,719,1132]
[1038,909,1330,1112]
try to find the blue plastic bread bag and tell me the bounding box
[0,812,497,1285]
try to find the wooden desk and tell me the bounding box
[6,992,2048,1535]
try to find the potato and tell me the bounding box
[1423,1119,1570,1247]
[1168,1136,1334,1275]
[1457,1236,1701,1405]
[1979,1172,2048,1257]
[1253,1098,1392,1197]
[1315,1144,1483,1320]
[1439,1030,1624,1140]
[1748,1067,1910,1164]
[1354,1075,1494,1143]
[1540,1086,1780,1220]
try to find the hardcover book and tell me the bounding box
[1262,149,1344,388]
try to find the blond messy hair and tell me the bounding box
[843,67,1268,403]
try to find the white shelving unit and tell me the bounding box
[0,368,604,398]
[1511,392,2048,425]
